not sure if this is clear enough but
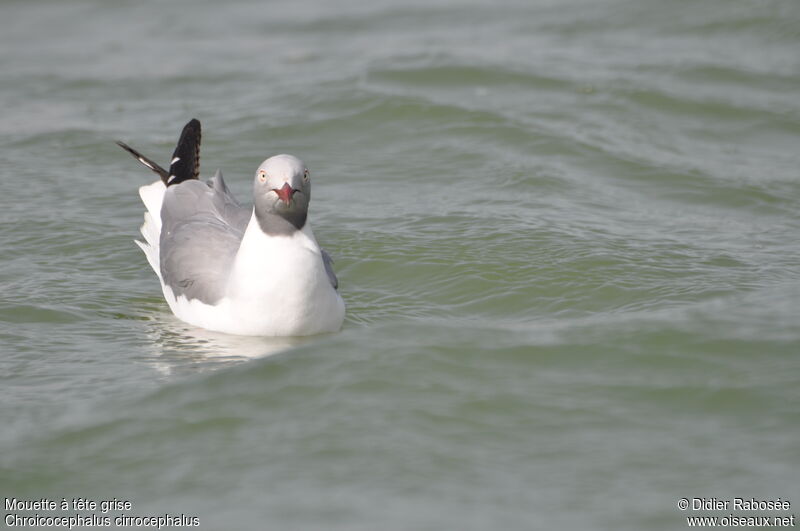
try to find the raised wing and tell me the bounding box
[117,118,201,186]
[166,118,201,186]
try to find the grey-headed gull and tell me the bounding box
[117,119,345,336]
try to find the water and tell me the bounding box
[1,0,799,529]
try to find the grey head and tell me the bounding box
[253,154,311,235]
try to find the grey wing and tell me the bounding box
[159,171,251,304]
[207,169,251,231]
[321,248,339,290]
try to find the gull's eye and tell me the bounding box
[258,170,267,183]
[303,169,309,181]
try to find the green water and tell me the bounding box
[1,0,799,529]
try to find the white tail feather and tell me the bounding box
[139,180,166,231]
[136,180,166,280]
[140,211,160,245]
[135,239,161,280]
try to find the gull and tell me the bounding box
[117,119,345,336]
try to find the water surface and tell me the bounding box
[1,0,798,529]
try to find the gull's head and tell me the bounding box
[253,154,310,233]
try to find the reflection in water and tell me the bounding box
[141,311,316,376]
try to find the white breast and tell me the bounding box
[163,213,345,336]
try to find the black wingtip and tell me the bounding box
[166,119,202,187]
[116,139,170,181]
